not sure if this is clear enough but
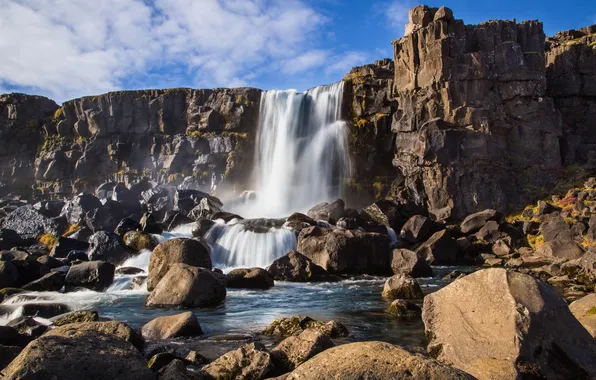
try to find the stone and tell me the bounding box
[297,226,391,275]
[382,274,424,299]
[147,352,179,372]
[271,329,334,373]
[390,248,433,278]
[65,261,115,291]
[146,264,226,308]
[52,311,100,326]
[6,317,47,338]
[147,238,212,291]
[0,205,62,240]
[267,250,338,282]
[569,293,596,338]
[399,215,435,243]
[200,342,274,380]
[115,217,141,236]
[386,299,422,317]
[123,231,157,251]
[262,316,348,338]
[44,321,144,350]
[422,268,596,379]
[0,325,19,345]
[12,303,70,319]
[87,231,133,265]
[65,250,89,263]
[306,199,345,222]
[21,271,65,292]
[285,341,474,379]
[2,328,152,380]
[0,346,21,371]
[283,213,317,232]
[37,254,65,269]
[0,250,45,285]
[156,359,194,380]
[226,267,274,289]
[85,201,125,233]
[191,219,215,238]
[0,260,21,288]
[139,213,162,234]
[416,230,459,265]
[49,236,89,258]
[535,240,585,260]
[141,312,203,340]
[60,194,103,226]
[460,210,504,234]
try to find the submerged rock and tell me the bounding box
[382,274,424,300]
[387,299,422,317]
[267,250,339,282]
[141,312,203,340]
[285,341,474,379]
[262,316,348,338]
[422,268,596,379]
[226,267,274,289]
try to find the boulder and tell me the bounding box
[188,197,223,221]
[37,254,65,270]
[360,199,413,232]
[60,194,103,226]
[422,268,596,379]
[399,215,435,243]
[156,359,194,380]
[191,219,215,238]
[382,274,424,299]
[146,264,226,308]
[416,230,459,265]
[267,250,338,282]
[139,213,162,234]
[387,299,422,317]
[226,267,274,289]
[460,210,504,234]
[285,341,474,379]
[0,325,19,345]
[123,231,157,251]
[33,200,65,218]
[173,189,222,216]
[65,261,115,291]
[0,205,62,240]
[52,311,100,326]
[541,215,574,242]
[0,260,21,288]
[141,312,203,340]
[262,316,348,338]
[85,201,125,233]
[200,342,274,380]
[11,303,70,319]
[0,251,45,284]
[114,217,141,236]
[271,329,334,373]
[147,238,212,291]
[6,317,47,339]
[0,229,25,250]
[535,240,585,260]
[569,293,596,338]
[162,211,193,232]
[0,346,21,371]
[283,213,317,232]
[65,250,89,263]
[390,248,433,278]
[21,271,65,292]
[148,352,179,372]
[87,231,133,265]
[2,328,152,380]
[307,199,345,222]
[44,321,144,350]
[297,226,391,275]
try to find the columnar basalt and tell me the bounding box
[390,5,564,219]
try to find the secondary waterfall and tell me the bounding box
[231,82,351,218]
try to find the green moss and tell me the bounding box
[587,307,596,316]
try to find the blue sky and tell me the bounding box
[0,0,594,103]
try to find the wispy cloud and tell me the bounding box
[0,0,367,101]
[384,0,412,37]
[325,52,370,75]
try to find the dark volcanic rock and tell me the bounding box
[60,194,103,226]
[50,236,89,258]
[65,261,115,291]
[225,267,274,289]
[1,205,61,239]
[267,250,339,282]
[87,231,133,265]
[307,199,345,222]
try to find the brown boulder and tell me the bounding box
[382,274,424,299]
[267,250,338,282]
[141,311,203,340]
[286,341,474,379]
[390,248,433,277]
[263,316,348,338]
[226,267,274,289]
[460,210,504,234]
[569,293,596,338]
[399,215,435,243]
[271,329,334,373]
[416,230,458,265]
[147,238,212,291]
[422,268,596,379]
[200,342,273,380]
[44,321,144,350]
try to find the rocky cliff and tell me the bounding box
[0,88,262,200]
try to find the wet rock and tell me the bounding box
[65,261,115,291]
[157,359,194,380]
[123,231,157,251]
[297,226,391,275]
[307,199,345,223]
[0,345,21,370]
[188,197,223,221]
[141,312,203,340]
[37,254,64,269]
[416,230,459,265]
[60,194,103,226]
[0,260,21,288]
[267,250,339,282]
[130,276,147,290]
[148,352,179,372]
[283,213,317,232]
[45,321,144,350]
[226,267,274,289]
[87,231,133,265]
[569,293,596,338]
[262,316,348,338]
[116,267,144,275]
[390,248,432,278]
[2,327,152,380]
[174,189,222,216]
[0,325,19,345]
[15,303,70,319]
[382,274,424,299]
[33,200,65,218]
[114,217,141,236]
[21,271,65,292]
[52,311,100,326]
[161,212,193,232]
[399,215,435,243]
[185,350,208,365]
[271,329,334,373]
[460,210,504,234]
[422,268,596,379]
[191,219,215,238]
[65,250,88,263]
[85,201,126,233]
[147,238,212,291]
[443,270,467,280]
[139,213,162,234]
[0,250,45,285]
[0,205,62,240]
[146,264,226,308]
[200,342,274,380]
[6,317,47,338]
[386,299,422,317]
[286,341,474,379]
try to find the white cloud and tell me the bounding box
[325,52,370,75]
[385,0,412,37]
[0,0,350,101]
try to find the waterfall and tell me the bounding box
[231,82,351,218]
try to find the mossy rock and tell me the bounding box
[0,288,25,302]
[386,299,422,318]
[262,316,348,338]
[123,231,157,251]
[53,311,100,326]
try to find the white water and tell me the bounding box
[231,82,351,218]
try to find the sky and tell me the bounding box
[0,0,594,103]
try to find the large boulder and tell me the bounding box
[382,274,424,299]
[21,271,65,292]
[0,205,62,240]
[422,268,596,379]
[85,201,126,233]
[140,312,203,340]
[200,342,274,380]
[0,251,45,285]
[226,267,274,289]
[307,199,345,222]
[460,209,504,234]
[297,226,391,275]
[60,194,103,226]
[50,236,90,258]
[267,250,338,282]
[0,260,21,288]
[147,238,212,291]
[569,293,596,338]
[44,321,144,350]
[1,328,152,380]
[271,329,334,373]
[123,231,157,252]
[262,316,349,338]
[399,215,436,243]
[390,248,433,278]
[535,240,585,260]
[416,230,459,265]
[285,341,474,379]
[541,215,574,243]
[146,264,226,308]
[65,261,115,291]
[87,231,133,265]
